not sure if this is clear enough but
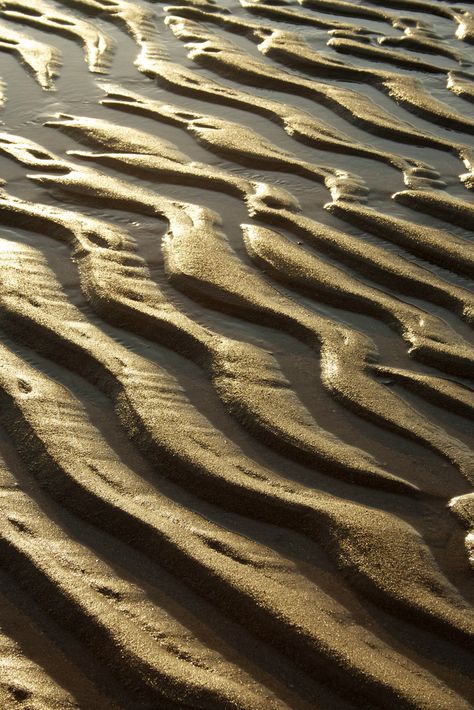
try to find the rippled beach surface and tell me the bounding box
[0,0,472,706]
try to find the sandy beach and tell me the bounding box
[0,0,472,706]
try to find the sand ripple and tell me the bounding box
[0,0,471,706]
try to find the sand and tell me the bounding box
[0,0,471,707]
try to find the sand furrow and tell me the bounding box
[0,132,470,481]
[0,0,470,703]
[62,100,339,182]
[0,130,406,489]
[380,74,474,136]
[0,0,113,73]
[0,332,473,695]
[296,0,401,26]
[23,149,472,484]
[239,25,474,180]
[56,0,163,67]
[326,200,474,278]
[238,0,366,32]
[255,26,470,134]
[98,82,370,200]
[327,36,449,73]
[450,492,474,569]
[257,204,474,334]
[0,188,410,491]
[361,0,451,20]
[0,20,60,89]
[243,223,474,375]
[0,441,275,709]
[2,330,470,707]
[48,109,370,222]
[378,28,468,63]
[0,571,86,708]
[18,165,473,483]
[165,17,465,150]
[161,209,474,482]
[394,188,474,225]
[448,72,474,103]
[0,235,410,507]
[362,0,474,42]
[46,111,310,206]
[132,43,419,173]
[371,365,474,420]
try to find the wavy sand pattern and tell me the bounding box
[0,0,471,706]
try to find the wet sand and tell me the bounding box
[0,0,472,706]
